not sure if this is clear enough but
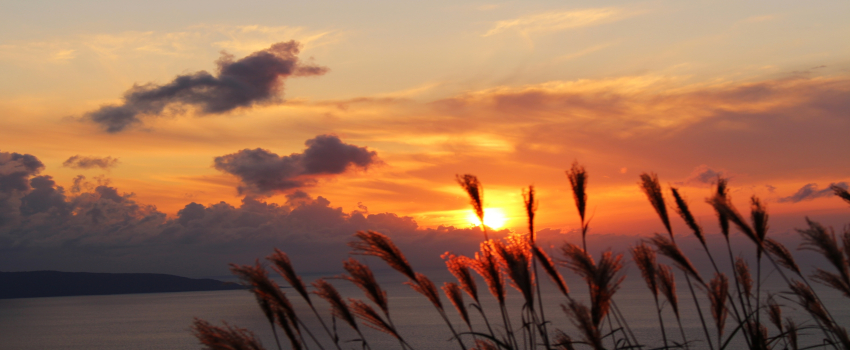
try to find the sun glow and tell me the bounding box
[467,208,508,230]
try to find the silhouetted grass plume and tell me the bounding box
[193,164,850,350]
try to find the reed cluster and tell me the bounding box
[193,166,850,350]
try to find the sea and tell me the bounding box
[1,269,848,350]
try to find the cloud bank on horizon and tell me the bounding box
[0,148,514,276]
[84,41,327,133]
[3,146,849,277]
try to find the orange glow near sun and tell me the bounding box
[467,208,508,230]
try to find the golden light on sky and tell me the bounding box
[1,0,850,275]
[467,208,510,230]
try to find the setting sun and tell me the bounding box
[467,208,508,230]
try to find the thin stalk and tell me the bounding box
[499,303,518,350]
[523,306,535,350]
[296,318,326,350]
[605,307,618,349]
[698,237,747,343]
[471,303,497,342]
[383,310,411,350]
[270,323,284,350]
[436,307,467,350]
[724,239,753,349]
[306,303,342,350]
[675,312,689,350]
[529,303,553,349]
[353,326,372,350]
[612,301,640,347]
[582,223,588,253]
[684,273,715,350]
[526,187,552,350]
[761,252,841,346]
[755,253,762,337]
[652,293,669,349]
[532,257,551,350]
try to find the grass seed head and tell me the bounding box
[471,340,498,350]
[349,230,416,280]
[566,162,588,223]
[524,186,538,241]
[798,218,849,284]
[553,331,577,350]
[443,252,480,304]
[442,282,470,327]
[348,299,400,339]
[767,294,783,333]
[764,238,801,275]
[650,234,704,284]
[785,318,798,350]
[671,187,705,246]
[709,273,729,338]
[563,300,603,350]
[465,241,506,304]
[192,318,266,350]
[708,193,760,248]
[735,257,753,299]
[532,246,569,296]
[560,243,623,327]
[494,237,534,305]
[789,280,831,327]
[268,249,311,305]
[832,184,850,206]
[407,272,443,311]
[457,174,484,225]
[342,258,389,315]
[640,173,672,236]
[312,279,359,332]
[657,264,680,318]
[632,243,658,297]
[712,177,731,238]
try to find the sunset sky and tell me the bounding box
[2,0,849,276]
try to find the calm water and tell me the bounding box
[1,269,848,349]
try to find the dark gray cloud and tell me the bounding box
[682,165,724,186]
[85,41,328,133]
[0,150,844,279]
[0,151,46,226]
[214,134,378,195]
[778,182,849,203]
[0,162,507,276]
[20,176,68,216]
[0,151,44,194]
[0,150,460,276]
[62,155,119,170]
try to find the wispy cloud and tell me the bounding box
[556,42,616,62]
[675,165,729,187]
[63,155,119,170]
[0,25,336,64]
[84,41,328,132]
[778,182,848,203]
[484,7,642,37]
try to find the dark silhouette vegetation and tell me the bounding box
[193,166,850,350]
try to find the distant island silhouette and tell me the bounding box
[0,271,245,299]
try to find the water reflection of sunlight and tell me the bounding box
[467,208,507,230]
